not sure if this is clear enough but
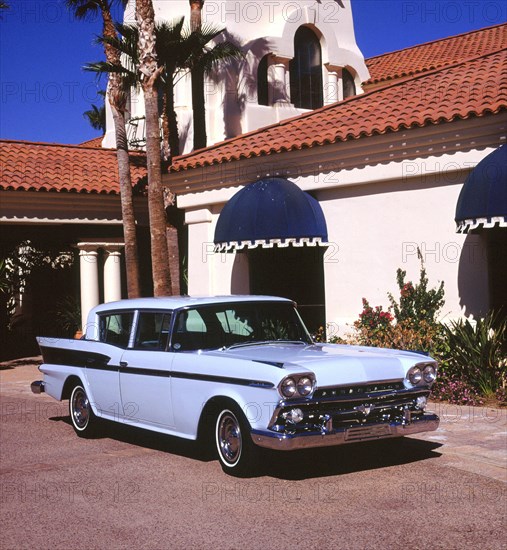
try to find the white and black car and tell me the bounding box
[32,296,439,474]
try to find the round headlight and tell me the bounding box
[423,364,436,384]
[297,377,313,397]
[280,377,297,398]
[409,367,422,385]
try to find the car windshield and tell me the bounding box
[171,301,312,351]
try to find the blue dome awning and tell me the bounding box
[455,144,507,233]
[214,177,328,251]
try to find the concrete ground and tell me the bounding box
[1,358,505,550]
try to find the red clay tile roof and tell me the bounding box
[365,23,507,85]
[169,48,507,173]
[79,136,105,148]
[0,140,146,194]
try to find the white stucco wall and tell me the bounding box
[316,174,489,334]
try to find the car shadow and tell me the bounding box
[260,438,442,480]
[49,414,442,478]
[49,415,212,461]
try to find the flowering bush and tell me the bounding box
[431,373,484,406]
[312,325,346,344]
[357,298,393,328]
[388,250,445,331]
[495,387,507,406]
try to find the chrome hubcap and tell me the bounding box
[218,412,242,464]
[72,388,90,429]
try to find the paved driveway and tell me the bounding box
[1,359,505,550]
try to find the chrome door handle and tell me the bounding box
[119,361,128,368]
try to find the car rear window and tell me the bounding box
[99,312,134,348]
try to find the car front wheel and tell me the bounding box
[69,384,97,437]
[215,407,259,476]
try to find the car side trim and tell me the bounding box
[39,346,111,369]
[39,346,274,389]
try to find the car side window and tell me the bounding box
[134,312,172,351]
[99,312,134,348]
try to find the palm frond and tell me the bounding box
[83,104,106,131]
[65,0,101,20]
[65,0,128,20]
[84,60,137,89]
[198,41,244,73]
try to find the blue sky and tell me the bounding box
[1,0,505,145]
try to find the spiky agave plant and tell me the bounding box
[441,311,507,397]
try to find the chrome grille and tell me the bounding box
[314,381,405,400]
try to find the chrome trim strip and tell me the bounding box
[316,378,403,390]
[251,413,439,451]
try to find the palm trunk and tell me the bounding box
[136,0,172,296]
[111,105,142,298]
[189,0,204,32]
[167,225,180,295]
[166,79,180,157]
[101,6,141,298]
[161,110,170,162]
[189,1,207,150]
[192,66,207,150]
[161,79,180,160]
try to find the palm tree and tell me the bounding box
[83,90,106,132]
[89,16,241,295]
[135,0,172,297]
[189,0,206,149]
[93,20,241,159]
[66,0,142,299]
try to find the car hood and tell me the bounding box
[206,343,432,386]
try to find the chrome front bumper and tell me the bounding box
[251,413,439,451]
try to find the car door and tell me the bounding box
[119,310,175,427]
[84,310,134,421]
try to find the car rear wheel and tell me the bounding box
[69,384,97,437]
[215,406,259,476]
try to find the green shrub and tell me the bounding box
[440,312,507,397]
[352,253,445,356]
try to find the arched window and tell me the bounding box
[290,27,323,109]
[257,55,269,106]
[342,68,356,99]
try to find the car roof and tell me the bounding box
[90,295,293,314]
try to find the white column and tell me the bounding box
[103,246,123,304]
[270,57,291,104]
[185,209,213,296]
[325,66,343,104]
[78,244,100,333]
